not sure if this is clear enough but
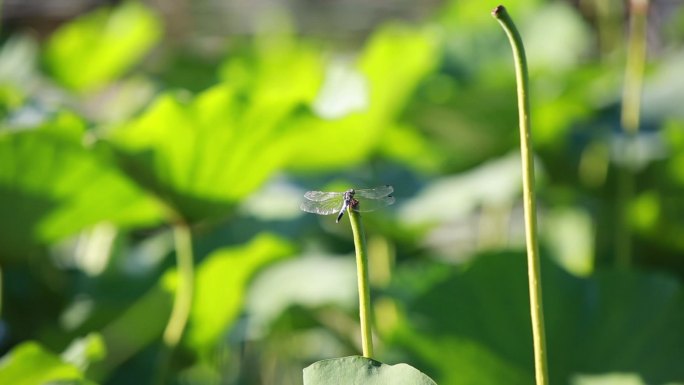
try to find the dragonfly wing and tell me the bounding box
[300,197,344,215]
[353,195,395,212]
[303,190,344,202]
[354,185,394,199]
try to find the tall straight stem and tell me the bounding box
[616,0,648,268]
[621,0,648,136]
[348,209,374,358]
[492,6,549,385]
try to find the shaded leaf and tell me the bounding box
[388,252,684,384]
[0,113,164,261]
[91,233,293,377]
[303,356,437,385]
[92,284,173,379]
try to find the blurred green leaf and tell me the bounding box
[624,121,684,254]
[62,333,107,371]
[629,191,660,231]
[523,3,591,73]
[93,233,293,376]
[397,153,523,225]
[377,123,445,172]
[44,1,162,92]
[359,24,441,118]
[184,233,294,352]
[0,113,164,261]
[571,373,647,385]
[531,66,613,147]
[286,23,441,171]
[246,254,357,332]
[388,252,684,384]
[92,284,172,380]
[665,120,684,185]
[107,24,326,222]
[439,0,542,30]
[428,0,602,166]
[303,356,437,385]
[0,35,39,117]
[219,25,324,114]
[0,35,38,86]
[542,207,594,276]
[107,82,300,222]
[0,341,92,385]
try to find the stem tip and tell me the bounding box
[492,5,506,17]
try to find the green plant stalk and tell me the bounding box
[163,223,195,347]
[621,0,648,135]
[154,223,195,385]
[616,0,648,268]
[492,6,549,385]
[347,208,374,358]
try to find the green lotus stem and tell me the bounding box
[348,208,374,358]
[621,0,648,136]
[163,223,195,347]
[616,0,648,268]
[492,5,549,385]
[154,223,195,385]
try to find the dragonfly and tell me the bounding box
[300,185,395,223]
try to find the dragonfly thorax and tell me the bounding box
[344,189,355,201]
[343,189,360,209]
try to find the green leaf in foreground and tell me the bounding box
[388,252,684,385]
[303,356,437,385]
[0,341,90,385]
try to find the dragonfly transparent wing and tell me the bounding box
[354,185,394,199]
[303,190,344,202]
[352,195,395,212]
[300,196,345,215]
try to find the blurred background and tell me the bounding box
[1,0,684,384]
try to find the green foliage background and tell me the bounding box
[1,0,684,384]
